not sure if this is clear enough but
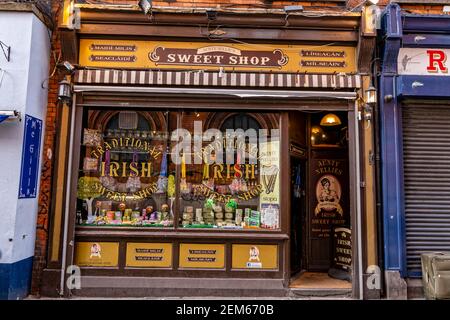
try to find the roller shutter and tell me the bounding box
[402,105,450,276]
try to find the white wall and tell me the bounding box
[0,11,50,264]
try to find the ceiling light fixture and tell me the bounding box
[320,114,342,127]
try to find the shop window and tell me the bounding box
[76,109,281,231]
[310,112,348,148]
[178,112,281,230]
[76,110,175,228]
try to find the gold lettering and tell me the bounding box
[104,142,112,151]
[110,162,120,177]
[135,139,142,149]
[122,162,127,178]
[96,145,105,157]
[245,164,256,179]
[202,165,210,179]
[141,162,152,178]
[111,139,118,148]
[226,164,232,179]
[213,164,223,179]
[130,162,139,177]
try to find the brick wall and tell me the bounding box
[30,0,65,296]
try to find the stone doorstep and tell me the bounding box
[289,288,352,298]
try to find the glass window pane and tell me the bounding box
[76,109,175,228]
[176,111,280,230]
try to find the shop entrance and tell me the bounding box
[289,111,352,293]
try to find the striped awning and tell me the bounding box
[74,69,361,89]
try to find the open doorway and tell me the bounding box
[289,111,352,294]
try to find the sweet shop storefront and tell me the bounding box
[39,3,376,298]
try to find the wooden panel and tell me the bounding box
[232,244,278,270]
[75,242,119,267]
[308,150,350,271]
[126,243,173,268]
[79,24,358,43]
[289,111,307,147]
[179,243,225,269]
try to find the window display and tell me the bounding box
[75,109,281,231]
[76,110,175,227]
[178,112,280,230]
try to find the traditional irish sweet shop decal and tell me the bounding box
[126,243,172,268]
[179,244,225,269]
[329,227,352,281]
[332,227,352,270]
[74,242,119,267]
[231,244,278,269]
[79,39,357,73]
[311,159,349,238]
[398,48,450,76]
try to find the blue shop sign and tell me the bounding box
[18,114,43,199]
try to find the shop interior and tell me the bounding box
[289,111,352,292]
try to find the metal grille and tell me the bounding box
[402,105,450,276]
[118,111,138,130]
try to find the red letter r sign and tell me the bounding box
[427,50,448,73]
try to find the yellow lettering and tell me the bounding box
[245,164,255,179]
[214,164,223,179]
[96,145,105,157]
[122,162,127,178]
[111,139,118,148]
[130,162,139,177]
[141,162,152,178]
[110,162,120,177]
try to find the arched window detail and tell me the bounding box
[220,113,262,132]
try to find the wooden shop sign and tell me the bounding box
[231,244,278,269]
[74,242,119,267]
[79,39,357,74]
[126,243,172,268]
[149,46,288,68]
[398,48,450,76]
[179,244,225,269]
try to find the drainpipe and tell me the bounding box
[355,100,364,300]
[372,62,385,296]
[59,93,77,296]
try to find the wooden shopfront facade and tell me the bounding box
[39,2,377,298]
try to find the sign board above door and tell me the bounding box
[79,39,357,74]
[398,48,449,76]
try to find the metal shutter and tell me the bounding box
[402,105,450,276]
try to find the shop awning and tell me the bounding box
[74,69,361,89]
[73,85,357,101]
[0,110,21,123]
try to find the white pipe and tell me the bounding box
[354,100,364,299]
[59,94,77,296]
